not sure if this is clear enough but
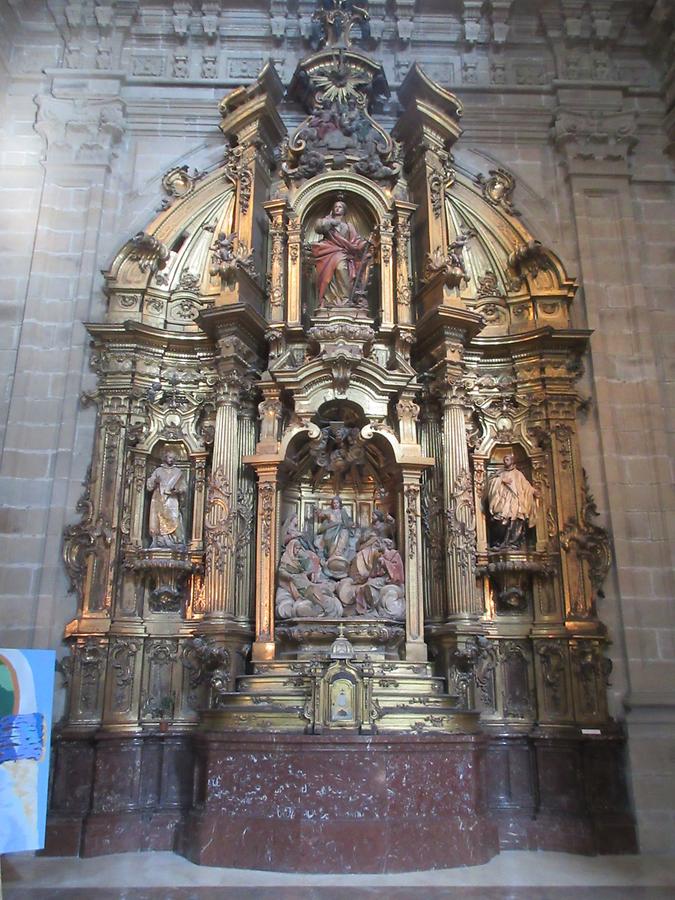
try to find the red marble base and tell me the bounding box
[484,730,638,855]
[43,727,637,866]
[178,732,499,872]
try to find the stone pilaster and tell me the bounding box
[553,94,675,850]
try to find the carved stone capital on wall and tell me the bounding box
[35,90,126,167]
[552,107,638,175]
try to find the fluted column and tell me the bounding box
[441,384,480,620]
[204,371,245,619]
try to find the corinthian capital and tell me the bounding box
[552,108,637,175]
[35,91,126,167]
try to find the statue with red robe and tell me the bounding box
[310,197,371,309]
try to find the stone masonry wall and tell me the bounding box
[0,0,673,853]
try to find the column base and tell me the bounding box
[404,640,428,661]
[251,640,276,661]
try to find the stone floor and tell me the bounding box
[2,851,675,899]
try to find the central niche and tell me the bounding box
[275,402,404,625]
[302,192,380,322]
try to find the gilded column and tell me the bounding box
[204,361,247,619]
[394,200,415,327]
[235,388,258,620]
[438,371,480,621]
[251,465,279,661]
[401,469,427,662]
[419,396,445,622]
[263,199,287,323]
[379,212,395,328]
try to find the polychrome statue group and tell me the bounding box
[276,497,405,620]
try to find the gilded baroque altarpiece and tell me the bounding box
[52,10,632,864]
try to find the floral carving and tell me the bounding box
[258,482,275,556]
[238,166,253,215]
[404,485,420,559]
[446,468,476,574]
[204,467,236,580]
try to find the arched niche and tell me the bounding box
[143,441,193,551]
[301,193,380,323]
[285,171,394,327]
[274,399,408,638]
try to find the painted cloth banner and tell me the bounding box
[0,649,55,853]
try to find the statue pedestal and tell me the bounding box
[178,731,498,872]
[275,617,405,659]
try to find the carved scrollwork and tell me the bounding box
[63,467,113,605]
[475,167,518,216]
[182,635,231,710]
[130,231,169,275]
[560,469,611,611]
[74,637,107,717]
[161,165,204,199]
[111,638,141,713]
[449,635,496,709]
[536,640,567,714]
[429,150,456,218]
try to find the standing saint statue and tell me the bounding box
[487,453,539,549]
[314,496,357,578]
[146,450,188,548]
[310,197,372,309]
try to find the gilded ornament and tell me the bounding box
[560,470,611,612]
[475,167,518,215]
[130,231,169,275]
[446,468,476,574]
[258,481,275,556]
